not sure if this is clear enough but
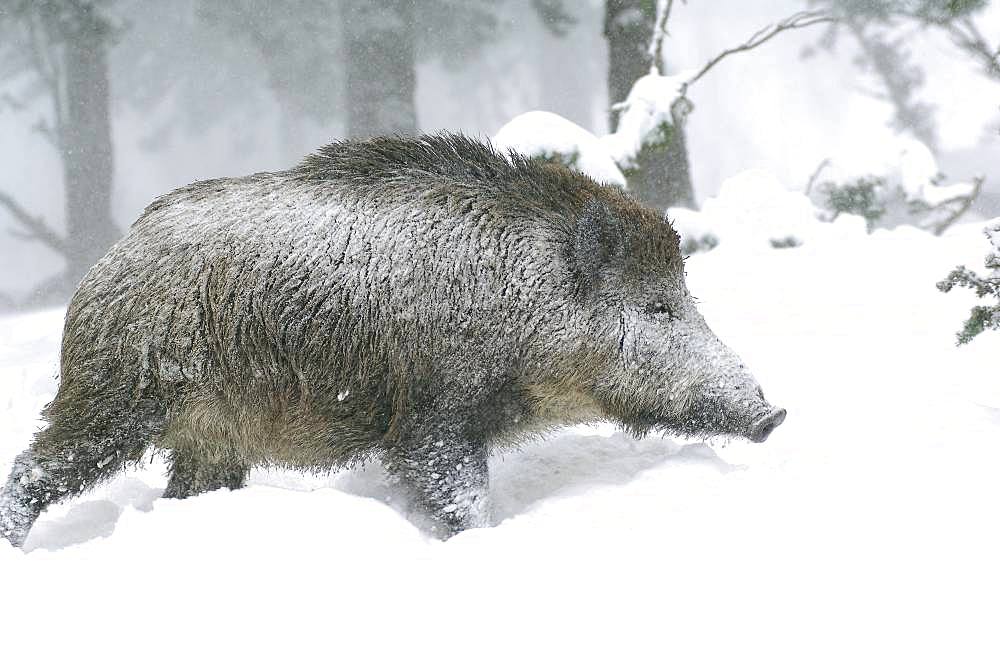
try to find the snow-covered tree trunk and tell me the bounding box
[603,0,695,210]
[623,95,695,210]
[343,0,417,139]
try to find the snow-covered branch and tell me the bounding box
[682,10,835,94]
[922,175,984,236]
[808,137,983,233]
[804,158,832,196]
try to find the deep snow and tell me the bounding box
[1,215,998,664]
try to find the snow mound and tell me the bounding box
[492,73,696,193]
[492,110,627,187]
[1,220,999,663]
[820,134,978,209]
[669,168,867,250]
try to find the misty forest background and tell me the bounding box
[0,0,998,314]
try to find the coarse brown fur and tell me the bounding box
[0,134,783,547]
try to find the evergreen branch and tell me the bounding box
[938,265,998,299]
[938,222,1000,344]
[956,305,1000,344]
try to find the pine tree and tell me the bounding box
[806,0,996,146]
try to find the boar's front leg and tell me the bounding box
[385,430,490,538]
[162,446,248,500]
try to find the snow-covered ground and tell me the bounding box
[1,219,998,664]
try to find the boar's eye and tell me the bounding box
[644,301,675,319]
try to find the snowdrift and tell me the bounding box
[1,216,998,664]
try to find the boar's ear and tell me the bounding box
[572,198,620,295]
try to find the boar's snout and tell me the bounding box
[748,407,787,443]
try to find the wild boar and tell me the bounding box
[0,134,785,547]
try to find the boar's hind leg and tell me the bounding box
[385,433,490,538]
[0,397,165,548]
[162,445,248,500]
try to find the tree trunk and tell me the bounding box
[603,0,653,128]
[57,3,117,294]
[604,0,696,210]
[342,0,417,139]
[626,99,696,210]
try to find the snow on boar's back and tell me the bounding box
[0,134,784,547]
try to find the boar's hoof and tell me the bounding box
[748,408,786,443]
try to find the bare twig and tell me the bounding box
[24,15,58,97]
[682,11,835,94]
[0,190,66,254]
[925,175,985,236]
[24,12,65,146]
[0,91,26,113]
[804,158,831,196]
[648,0,676,75]
[31,116,59,147]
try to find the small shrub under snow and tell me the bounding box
[810,135,981,233]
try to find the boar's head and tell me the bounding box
[566,196,785,443]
